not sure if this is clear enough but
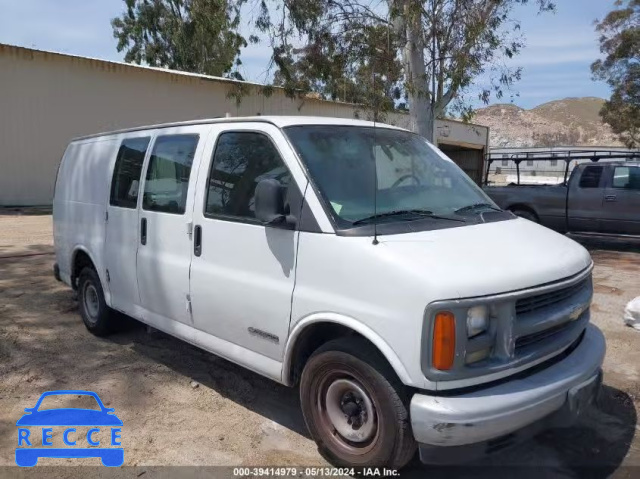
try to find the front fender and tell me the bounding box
[282,312,413,387]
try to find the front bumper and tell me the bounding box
[410,324,605,462]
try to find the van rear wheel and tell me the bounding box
[78,267,113,336]
[300,338,416,469]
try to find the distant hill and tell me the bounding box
[473,97,623,148]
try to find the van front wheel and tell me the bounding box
[300,338,416,469]
[78,267,113,336]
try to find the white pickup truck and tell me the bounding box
[53,117,605,468]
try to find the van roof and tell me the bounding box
[74,116,408,141]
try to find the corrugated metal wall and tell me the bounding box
[0,44,487,205]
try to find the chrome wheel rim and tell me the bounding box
[83,283,100,323]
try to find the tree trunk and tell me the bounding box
[403,4,435,142]
[409,85,434,141]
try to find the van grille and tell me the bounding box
[515,321,574,350]
[515,277,589,315]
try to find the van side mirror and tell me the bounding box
[255,178,295,227]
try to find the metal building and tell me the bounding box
[0,43,489,206]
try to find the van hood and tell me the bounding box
[379,217,592,299]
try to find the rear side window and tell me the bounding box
[110,137,150,208]
[205,132,291,220]
[578,166,603,188]
[612,166,640,190]
[142,134,199,214]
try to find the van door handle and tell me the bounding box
[605,195,617,202]
[141,218,147,245]
[194,225,202,257]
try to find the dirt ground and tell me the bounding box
[1,213,639,478]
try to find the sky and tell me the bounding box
[0,0,617,110]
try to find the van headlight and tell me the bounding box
[467,305,489,338]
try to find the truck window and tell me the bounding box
[110,137,150,208]
[578,165,603,188]
[205,131,291,220]
[612,166,640,190]
[142,134,199,214]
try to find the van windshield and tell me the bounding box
[285,125,499,228]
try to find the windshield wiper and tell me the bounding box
[454,203,502,214]
[352,209,465,225]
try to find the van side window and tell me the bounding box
[578,166,603,188]
[142,134,199,214]
[205,132,291,220]
[110,137,150,208]
[612,166,640,190]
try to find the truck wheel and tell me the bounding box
[300,338,416,469]
[511,208,538,222]
[78,267,113,336]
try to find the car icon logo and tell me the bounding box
[15,390,123,467]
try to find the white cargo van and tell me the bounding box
[53,117,605,468]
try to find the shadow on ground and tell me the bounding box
[0,207,52,216]
[0,245,54,258]
[108,318,310,439]
[109,317,636,477]
[1,242,637,474]
[402,384,637,477]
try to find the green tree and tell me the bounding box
[592,0,640,148]
[271,23,403,122]
[112,0,246,78]
[255,0,554,140]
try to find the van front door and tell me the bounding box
[104,136,151,317]
[136,127,208,331]
[189,125,299,362]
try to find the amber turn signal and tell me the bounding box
[433,311,456,370]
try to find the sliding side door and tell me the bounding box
[136,126,210,331]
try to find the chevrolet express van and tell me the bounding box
[53,117,605,468]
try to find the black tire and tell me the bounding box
[77,267,113,336]
[511,208,539,222]
[300,337,416,469]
